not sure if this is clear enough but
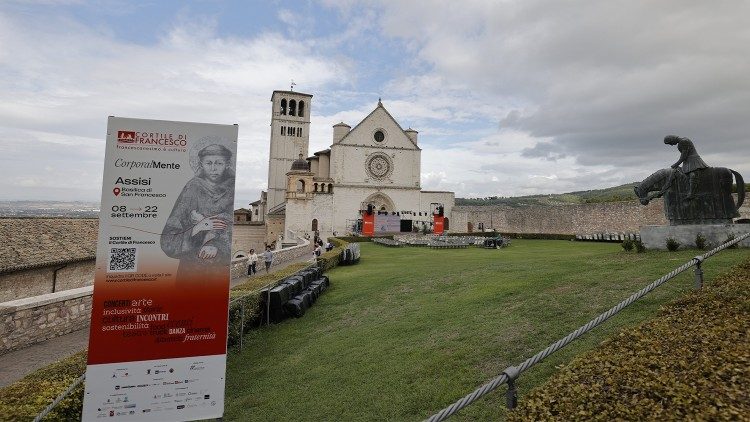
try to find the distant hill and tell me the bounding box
[456,183,642,207]
[457,181,749,207]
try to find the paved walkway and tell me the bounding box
[0,253,316,388]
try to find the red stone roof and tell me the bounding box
[0,218,98,274]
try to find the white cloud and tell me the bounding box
[2,0,749,206]
[342,0,750,196]
[0,8,351,206]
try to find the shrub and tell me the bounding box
[621,238,634,251]
[695,233,707,250]
[666,237,681,251]
[227,292,263,347]
[500,232,576,241]
[0,351,87,421]
[509,259,750,421]
[634,240,646,253]
[316,237,349,272]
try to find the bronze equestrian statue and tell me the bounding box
[634,135,744,225]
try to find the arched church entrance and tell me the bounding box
[467,222,473,233]
[363,192,395,213]
[312,218,318,232]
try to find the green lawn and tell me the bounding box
[223,240,749,421]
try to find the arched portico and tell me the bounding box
[363,192,396,213]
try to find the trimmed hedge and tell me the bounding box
[447,232,497,237]
[316,237,348,271]
[0,351,87,421]
[335,236,372,243]
[501,232,576,241]
[449,231,575,240]
[509,258,750,421]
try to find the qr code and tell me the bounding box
[108,247,137,272]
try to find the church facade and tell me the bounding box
[260,90,454,243]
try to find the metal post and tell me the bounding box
[693,256,704,289]
[266,283,271,326]
[505,379,517,410]
[239,301,245,352]
[502,366,520,410]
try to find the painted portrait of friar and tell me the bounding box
[161,137,235,280]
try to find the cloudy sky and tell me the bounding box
[1,0,748,208]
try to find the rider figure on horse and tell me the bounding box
[664,135,709,200]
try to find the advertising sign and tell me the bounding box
[374,214,400,233]
[82,117,238,421]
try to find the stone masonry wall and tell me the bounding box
[0,286,92,353]
[230,236,313,280]
[232,222,267,257]
[451,199,667,235]
[452,194,748,235]
[0,259,95,302]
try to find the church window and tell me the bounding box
[313,183,318,192]
[296,179,305,193]
[374,130,385,143]
[281,126,285,136]
[297,127,302,137]
[280,99,287,115]
[289,100,297,116]
[328,183,333,193]
[312,219,318,231]
[320,184,326,193]
[298,101,305,117]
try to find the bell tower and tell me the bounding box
[267,89,313,212]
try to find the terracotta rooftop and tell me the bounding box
[0,218,98,274]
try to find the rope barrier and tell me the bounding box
[426,232,749,421]
[33,374,85,422]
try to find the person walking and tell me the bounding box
[262,246,273,274]
[247,249,258,275]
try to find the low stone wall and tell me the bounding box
[0,259,95,303]
[0,286,93,354]
[451,194,748,236]
[230,236,313,279]
[452,200,667,235]
[640,224,750,250]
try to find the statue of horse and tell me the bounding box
[634,167,744,225]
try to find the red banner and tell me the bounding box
[433,215,445,235]
[362,212,375,236]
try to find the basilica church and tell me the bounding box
[252,90,454,245]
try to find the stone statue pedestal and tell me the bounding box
[640,224,750,250]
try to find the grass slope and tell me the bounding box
[224,241,749,421]
[456,183,640,206]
